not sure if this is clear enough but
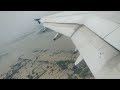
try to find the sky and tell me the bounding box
[0,11,61,47]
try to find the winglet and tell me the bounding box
[34,18,41,24]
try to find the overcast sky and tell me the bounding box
[0,11,61,47]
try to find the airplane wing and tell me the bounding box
[40,11,120,79]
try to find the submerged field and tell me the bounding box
[0,26,94,79]
[0,49,94,79]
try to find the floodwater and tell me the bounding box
[0,25,76,75]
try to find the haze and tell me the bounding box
[0,11,61,48]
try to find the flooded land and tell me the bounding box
[0,26,94,79]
